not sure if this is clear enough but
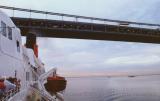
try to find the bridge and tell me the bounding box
[1,5,160,44]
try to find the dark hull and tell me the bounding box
[44,79,67,93]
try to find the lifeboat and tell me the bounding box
[0,82,5,89]
[44,75,67,93]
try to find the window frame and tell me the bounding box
[8,26,12,40]
[1,21,7,37]
[16,40,20,52]
[26,72,30,81]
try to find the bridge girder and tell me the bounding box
[11,17,160,44]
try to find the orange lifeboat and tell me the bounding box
[44,75,67,93]
[0,82,5,89]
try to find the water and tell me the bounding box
[64,75,160,101]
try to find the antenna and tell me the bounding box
[15,70,17,78]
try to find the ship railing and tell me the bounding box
[28,62,63,101]
[28,62,64,101]
[38,68,64,101]
[30,86,56,101]
[29,64,52,97]
[6,86,55,101]
[29,65,61,101]
[7,88,28,101]
[0,86,20,101]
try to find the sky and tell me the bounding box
[1,0,160,76]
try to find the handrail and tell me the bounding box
[28,66,54,100]
[0,65,63,100]
[38,68,61,100]
[0,86,20,101]
[30,86,54,101]
[28,65,62,101]
[7,86,54,101]
[7,87,28,101]
[0,5,160,27]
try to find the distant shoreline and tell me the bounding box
[65,73,160,78]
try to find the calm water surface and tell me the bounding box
[64,75,160,101]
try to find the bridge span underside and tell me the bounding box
[11,17,160,44]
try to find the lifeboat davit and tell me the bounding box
[44,75,67,93]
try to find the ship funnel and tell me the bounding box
[26,33,38,57]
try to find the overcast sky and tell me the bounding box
[1,0,160,76]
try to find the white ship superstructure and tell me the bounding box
[0,10,65,101]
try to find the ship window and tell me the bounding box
[26,72,30,81]
[16,41,20,52]
[8,27,12,40]
[1,21,7,37]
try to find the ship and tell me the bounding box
[0,9,66,101]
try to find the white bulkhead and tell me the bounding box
[0,10,46,90]
[0,10,24,80]
[0,10,28,91]
[0,9,63,101]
